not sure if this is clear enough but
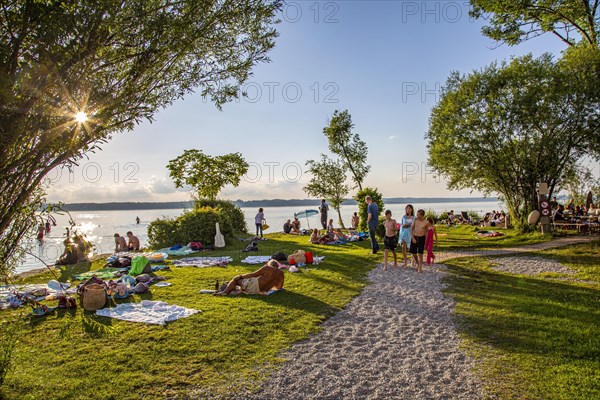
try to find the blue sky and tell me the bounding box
[47,1,567,203]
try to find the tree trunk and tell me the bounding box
[335,206,345,229]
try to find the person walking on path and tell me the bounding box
[319,199,329,230]
[255,208,265,238]
[425,216,438,265]
[366,196,380,254]
[383,210,398,270]
[399,205,415,267]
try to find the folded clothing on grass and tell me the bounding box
[96,300,200,325]
[241,255,272,264]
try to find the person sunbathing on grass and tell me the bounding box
[215,260,284,296]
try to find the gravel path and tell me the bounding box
[243,265,484,400]
[488,255,575,276]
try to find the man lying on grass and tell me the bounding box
[215,260,284,296]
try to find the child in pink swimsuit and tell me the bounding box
[425,217,438,265]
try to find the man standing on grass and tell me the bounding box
[366,196,380,254]
[320,199,329,230]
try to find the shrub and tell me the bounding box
[194,199,247,233]
[375,215,387,239]
[148,207,233,248]
[424,209,439,223]
[439,211,449,221]
[354,187,384,232]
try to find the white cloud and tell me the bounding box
[388,135,396,140]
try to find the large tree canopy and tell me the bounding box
[167,150,249,201]
[0,0,281,274]
[427,54,600,225]
[470,0,600,47]
[323,110,370,191]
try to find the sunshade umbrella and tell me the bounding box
[294,209,319,229]
[586,191,594,208]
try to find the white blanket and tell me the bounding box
[96,300,200,325]
[172,256,233,267]
[241,255,273,264]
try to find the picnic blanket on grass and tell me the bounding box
[73,267,128,281]
[157,246,197,257]
[241,255,272,264]
[96,300,199,325]
[172,256,233,268]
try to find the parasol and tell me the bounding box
[294,209,319,229]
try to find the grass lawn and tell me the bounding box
[3,233,378,400]
[435,224,554,250]
[443,241,600,399]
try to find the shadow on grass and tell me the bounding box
[444,260,600,360]
[249,289,339,317]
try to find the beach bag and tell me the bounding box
[262,222,270,231]
[81,283,107,311]
[305,251,314,264]
[130,256,151,276]
[287,250,306,265]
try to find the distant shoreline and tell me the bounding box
[55,197,500,211]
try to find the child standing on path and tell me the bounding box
[383,210,398,271]
[410,209,428,273]
[425,217,438,265]
[399,205,415,267]
[255,208,265,238]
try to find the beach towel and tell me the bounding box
[172,256,233,268]
[73,267,128,281]
[96,300,200,325]
[241,256,272,264]
[158,246,196,257]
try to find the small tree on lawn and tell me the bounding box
[304,155,351,228]
[323,110,371,190]
[354,187,384,232]
[167,150,249,201]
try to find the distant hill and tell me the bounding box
[59,197,499,211]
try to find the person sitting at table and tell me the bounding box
[291,217,301,234]
[575,206,584,217]
[283,219,292,234]
[589,203,598,216]
[553,204,566,222]
[567,198,575,212]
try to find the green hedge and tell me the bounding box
[148,207,233,249]
[194,199,247,233]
